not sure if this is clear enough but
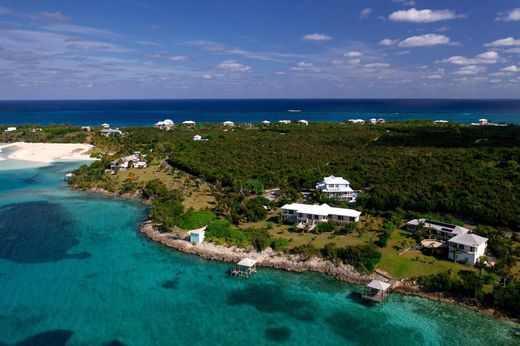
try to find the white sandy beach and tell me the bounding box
[0,142,94,163]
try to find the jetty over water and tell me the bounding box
[231,258,257,278]
[362,280,391,303]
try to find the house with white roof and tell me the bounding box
[298,119,309,125]
[182,120,196,126]
[448,233,488,265]
[279,120,291,124]
[348,119,365,124]
[3,127,16,133]
[281,203,361,225]
[369,118,377,124]
[262,120,271,125]
[154,119,174,130]
[189,229,205,244]
[222,121,234,127]
[100,128,123,137]
[101,123,110,129]
[110,151,147,171]
[406,219,469,241]
[316,175,355,201]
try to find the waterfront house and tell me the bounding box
[262,120,271,125]
[81,126,91,132]
[101,123,110,129]
[448,233,488,265]
[223,121,234,127]
[279,120,291,124]
[231,258,257,277]
[348,119,365,124]
[369,118,377,124]
[4,127,17,133]
[433,120,448,124]
[298,119,309,125]
[110,151,147,171]
[406,219,469,241]
[189,229,205,245]
[316,175,355,201]
[281,203,361,225]
[100,128,123,137]
[182,120,196,126]
[154,119,174,130]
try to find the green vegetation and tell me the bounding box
[177,210,216,230]
[205,220,285,251]
[143,180,184,230]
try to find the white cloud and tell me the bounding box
[392,0,416,6]
[302,33,332,41]
[147,52,188,61]
[379,38,398,46]
[424,74,443,79]
[496,8,520,21]
[36,11,70,21]
[501,65,519,72]
[389,8,464,23]
[331,60,344,65]
[43,24,119,38]
[348,59,361,65]
[485,37,520,47]
[203,74,212,79]
[505,47,520,54]
[441,51,499,65]
[454,65,485,75]
[274,71,287,75]
[398,34,451,47]
[360,8,373,19]
[217,60,252,72]
[364,63,390,68]
[297,61,313,67]
[344,51,362,57]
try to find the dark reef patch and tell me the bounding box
[227,283,317,322]
[325,311,424,345]
[104,340,128,346]
[0,201,90,263]
[265,326,292,342]
[161,277,180,290]
[0,329,73,346]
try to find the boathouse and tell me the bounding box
[362,280,391,303]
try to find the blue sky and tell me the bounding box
[0,0,519,99]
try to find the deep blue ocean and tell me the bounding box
[0,159,518,345]
[1,99,520,126]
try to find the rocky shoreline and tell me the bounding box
[72,184,515,322]
[139,219,515,321]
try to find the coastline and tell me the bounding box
[138,219,514,321]
[0,142,94,164]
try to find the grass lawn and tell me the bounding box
[114,165,215,210]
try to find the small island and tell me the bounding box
[2,120,519,319]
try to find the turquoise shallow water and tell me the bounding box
[0,161,518,345]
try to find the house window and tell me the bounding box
[314,215,319,220]
[458,244,464,250]
[288,210,294,215]
[469,247,475,252]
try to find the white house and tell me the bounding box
[406,219,469,241]
[262,120,271,125]
[182,120,196,126]
[448,233,488,266]
[101,123,110,129]
[316,175,355,201]
[110,151,147,171]
[369,118,377,124]
[279,120,291,124]
[479,118,489,125]
[81,126,91,132]
[100,128,123,137]
[4,127,16,133]
[190,229,205,244]
[348,119,365,124]
[154,119,174,130]
[223,121,235,127]
[298,119,309,125]
[281,203,361,225]
[433,120,448,124]
[193,135,208,142]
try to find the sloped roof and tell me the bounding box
[323,175,350,185]
[281,203,361,218]
[449,233,488,246]
[237,258,256,267]
[367,280,391,292]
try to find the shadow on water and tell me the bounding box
[325,311,424,346]
[104,341,128,346]
[265,326,292,343]
[160,277,180,290]
[0,329,73,346]
[227,283,317,322]
[0,201,91,263]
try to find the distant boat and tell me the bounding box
[288,109,301,113]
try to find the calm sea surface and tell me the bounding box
[0,158,518,345]
[0,99,520,126]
